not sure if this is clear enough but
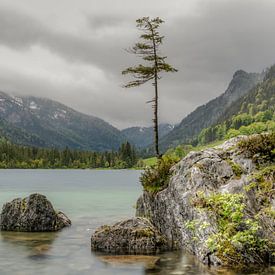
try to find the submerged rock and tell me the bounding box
[0,193,71,232]
[97,255,160,269]
[91,217,168,254]
[136,135,275,267]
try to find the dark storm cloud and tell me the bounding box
[0,0,275,128]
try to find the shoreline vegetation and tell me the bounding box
[0,140,138,169]
[0,130,273,170]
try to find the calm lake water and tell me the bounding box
[0,170,273,275]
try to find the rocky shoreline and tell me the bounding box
[91,134,275,269]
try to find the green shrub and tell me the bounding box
[225,128,241,139]
[231,113,253,129]
[165,144,192,160]
[140,156,177,193]
[245,165,275,208]
[226,159,243,178]
[238,132,275,162]
[254,110,273,122]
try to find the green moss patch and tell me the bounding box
[245,165,275,212]
[194,192,272,268]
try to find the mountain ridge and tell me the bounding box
[0,67,270,152]
[158,69,264,150]
[0,91,124,151]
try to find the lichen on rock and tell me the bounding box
[0,193,71,232]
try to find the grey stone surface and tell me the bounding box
[136,136,274,266]
[91,217,168,254]
[0,193,71,232]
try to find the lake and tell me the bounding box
[0,170,273,275]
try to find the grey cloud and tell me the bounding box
[0,8,45,48]
[87,14,128,29]
[0,7,132,73]
[0,1,275,128]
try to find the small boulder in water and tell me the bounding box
[0,193,71,232]
[91,217,168,254]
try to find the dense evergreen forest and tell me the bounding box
[0,139,138,169]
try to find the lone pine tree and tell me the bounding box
[122,17,177,158]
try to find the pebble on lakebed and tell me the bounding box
[0,193,71,232]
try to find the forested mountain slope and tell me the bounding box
[159,70,264,150]
[0,92,124,151]
[196,65,275,145]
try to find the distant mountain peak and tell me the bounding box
[232,69,248,79]
[122,123,174,148]
[159,67,264,150]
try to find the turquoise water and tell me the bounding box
[0,170,273,275]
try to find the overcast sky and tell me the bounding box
[0,0,274,129]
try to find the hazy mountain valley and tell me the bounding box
[0,3,274,274]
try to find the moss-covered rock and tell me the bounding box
[91,217,168,254]
[194,192,273,267]
[136,134,275,269]
[0,193,71,232]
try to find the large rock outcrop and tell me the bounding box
[136,135,275,267]
[91,217,168,254]
[0,193,71,232]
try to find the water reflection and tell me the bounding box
[0,229,274,275]
[0,231,58,259]
[144,251,275,275]
[94,250,275,275]
[145,251,211,275]
[94,251,210,275]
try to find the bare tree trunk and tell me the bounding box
[153,74,159,158]
[151,33,160,159]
